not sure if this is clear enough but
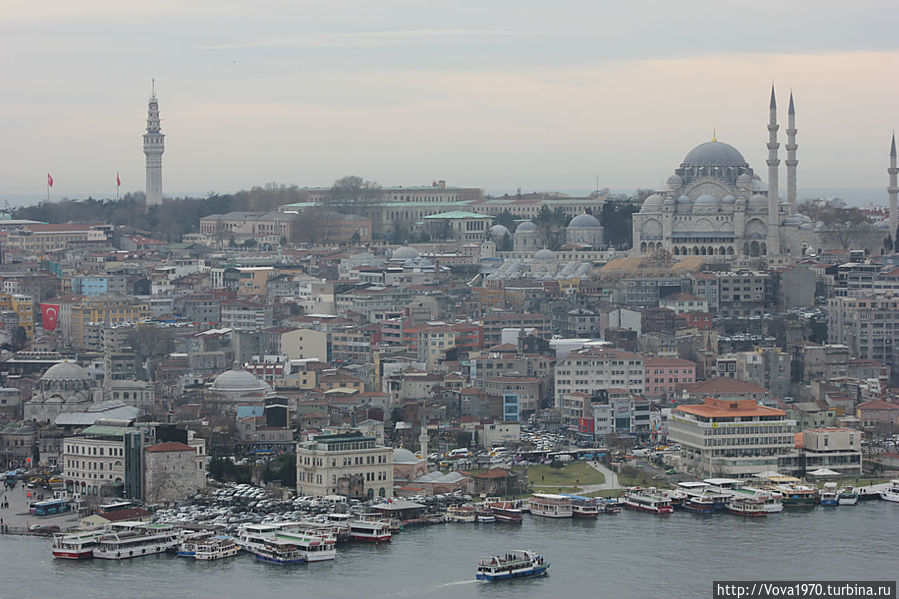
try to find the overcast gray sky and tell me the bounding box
[2,0,897,202]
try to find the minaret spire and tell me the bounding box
[785,91,798,212]
[143,81,165,206]
[766,85,781,255]
[889,132,898,251]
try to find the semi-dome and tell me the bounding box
[489,224,510,238]
[392,246,420,260]
[393,448,421,464]
[42,361,90,381]
[694,194,718,206]
[799,223,814,230]
[682,140,748,167]
[722,195,736,205]
[211,366,269,392]
[515,221,537,233]
[782,215,803,226]
[677,195,692,204]
[534,248,555,260]
[568,213,601,228]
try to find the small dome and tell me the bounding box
[694,194,719,206]
[41,361,90,381]
[677,195,693,204]
[642,194,664,210]
[749,194,768,206]
[722,195,736,205]
[682,140,748,167]
[393,448,421,464]
[782,216,802,226]
[663,197,675,205]
[799,223,814,230]
[515,221,537,233]
[392,246,420,260]
[534,248,556,260]
[489,224,510,238]
[667,174,683,186]
[211,367,270,393]
[568,213,601,228]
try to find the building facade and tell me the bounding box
[296,431,393,499]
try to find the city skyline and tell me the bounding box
[2,1,897,202]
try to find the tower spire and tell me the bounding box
[766,86,781,255]
[785,90,798,211]
[889,132,899,252]
[143,81,165,206]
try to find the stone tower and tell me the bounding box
[889,133,898,248]
[419,419,429,459]
[143,80,165,206]
[766,86,781,254]
[785,92,798,210]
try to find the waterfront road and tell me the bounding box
[0,484,81,534]
[579,461,621,492]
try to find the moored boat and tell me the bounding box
[623,488,673,514]
[683,493,716,514]
[726,496,766,517]
[838,487,859,506]
[348,519,391,543]
[178,530,216,557]
[484,498,524,523]
[272,530,337,562]
[880,479,899,503]
[475,510,496,523]
[251,537,305,565]
[529,494,573,518]
[775,484,819,508]
[820,482,839,507]
[562,494,599,518]
[51,530,104,560]
[476,550,549,581]
[445,505,477,523]
[194,536,241,561]
[92,523,181,560]
[597,498,621,514]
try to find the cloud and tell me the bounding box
[198,29,535,51]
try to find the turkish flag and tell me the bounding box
[117,172,121,187]
[41,303,60,331]
[47,173,54,188]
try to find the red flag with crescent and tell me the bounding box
[47,173,54,188]
[41,303,60,331]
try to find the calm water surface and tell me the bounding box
[1,502,896,599]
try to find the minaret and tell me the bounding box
[889,133,898,248]
[418,418,429,459]
[785,92,798,211]
[143,80,165,205]
[766,86,781,254]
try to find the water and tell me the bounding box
[1,502,896,599]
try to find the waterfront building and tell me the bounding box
[786,428,862,476]
[296,431,394,499]
[669,396,795,478]
[62,423,129,497]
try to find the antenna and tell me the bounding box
[151,78,156,98]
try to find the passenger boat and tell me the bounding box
[561,494,599,518]
[730,486,782,513]
[445,505,477,523]
[51,530,105,560]
[683,493,716,514]
[622,488,673,514]
[484,498,524,523]
[178,530,215,557]
[725,496,766,517]
[476,550,549,581]
[838,487,859,506]
[92,523,181,560]
[194,536,241,561]
[529,494,573,518]
[775,484,819,507]
[236,523,282,554]
[475,510,496,523]
[880,479,899,503]
[597,498,621,514]
[820,482,839,507]
[348,519,391,543]
[271,530,337,562]
[251,537,306,565]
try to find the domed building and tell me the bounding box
[513,221,540,251]
[206,363,272,413]
[25,361,99,422]
[392,447,429,482]
[632,88,815,258]
[566,213,604,247]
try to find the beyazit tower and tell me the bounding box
[143,80,165,205]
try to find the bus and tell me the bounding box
[32,498,71,516]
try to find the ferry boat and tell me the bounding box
[194,536,241,561]
[529,494,573,518]
[476,512,496,523]
[484,498,524,523]
[236,523,282,554]
[725,496,766,517]
[683,492,716,514]
[251,537,306,565]
[272,530,337,562]
[730,486,783,513]
[476,550,549,581]
[446,505,477,523]
[820,482,839,507]
[348,519,391,543]
[622,488,673,514]
[177,530,215,557]
[51,530,105,560]
[597,498,621,514]
[880,479,899,503]
[775,484,819,507]
[92,523,181,560]
[561,494,599,518]
[838,487,859,506]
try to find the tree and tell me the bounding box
[11,326,27,351]
[290,208,333,244]
[242,238,258,248]
[798,200,875,250]
[128,325,174,381]
[600,200,640,248]
[533,206,569,250]
[455,431,472,448]
[327,175,382,214]
[493,210,517,232]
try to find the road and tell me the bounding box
[0,484,81,535]
[578,461,621,493]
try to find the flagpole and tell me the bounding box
[46,172,49,203]
[116,172,119,201]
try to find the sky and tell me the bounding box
[2,0,897,204]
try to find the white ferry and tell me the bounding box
[446,505,477,523]
[838,487,859,506]
[92,523,181,560]
[622,488,673,514]
[476,550,549,581]
[348,519,391,543]
[731,486,783,513]
[725,496,766,517]
[51,530,105,560]
[236,523,282,554]
[562,495,599,518]
[251,536,306,565]
[177,530,216,557]
[274,530,337,562]
[194,536,241,561]
[528,494,573,518]
[880,479,899,503]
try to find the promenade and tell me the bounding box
[0,484,80,535]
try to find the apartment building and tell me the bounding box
[554,348,644,408]
[827,296,899,366]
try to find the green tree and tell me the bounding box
[533,206,569,250]
[600,200,640,248]
[493,210,517,231]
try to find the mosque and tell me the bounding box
[632,88,827,258]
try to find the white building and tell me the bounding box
[296,431,393,499]
[554,348,644,408]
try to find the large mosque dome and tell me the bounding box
[681,141,749,167]
[41,361,91,382]
[211,366,270,393]
[568,213,602,228]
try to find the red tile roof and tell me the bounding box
[145,441,194,453]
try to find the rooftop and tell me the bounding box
[675,397,785,419]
